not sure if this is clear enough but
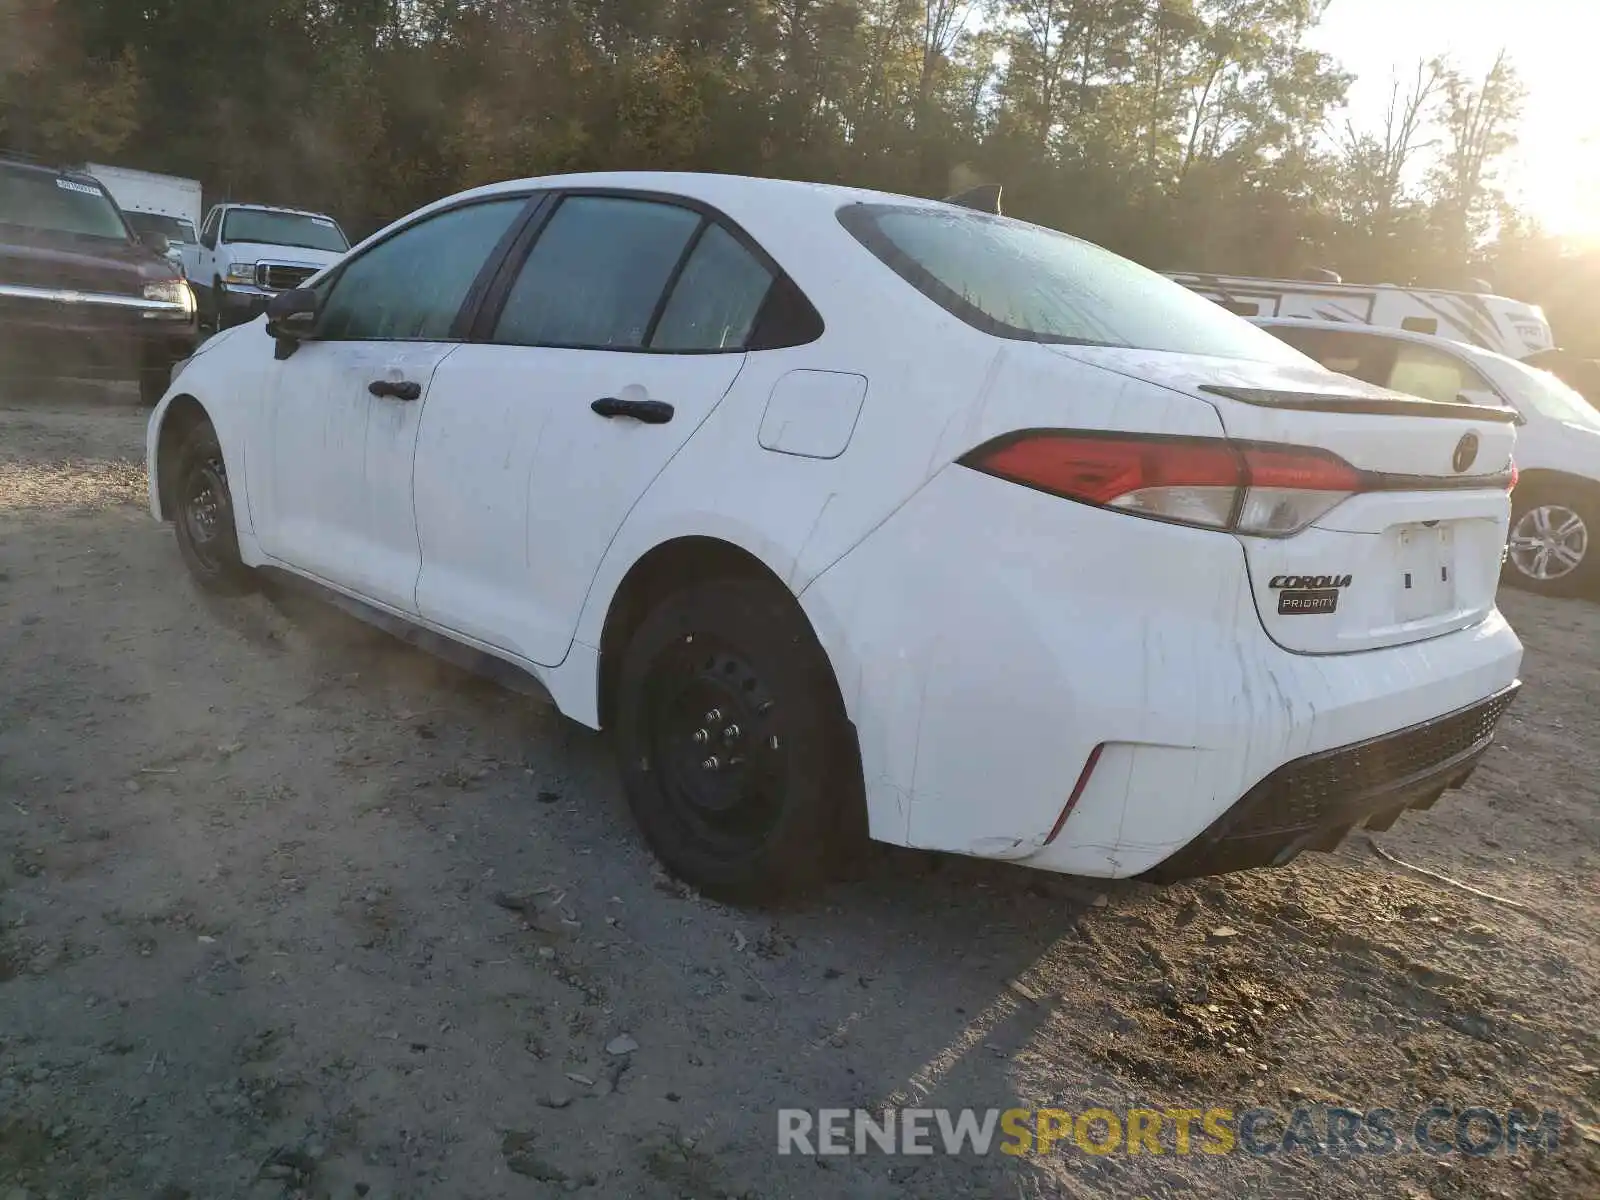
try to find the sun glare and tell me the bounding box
[1315,0,1598,243]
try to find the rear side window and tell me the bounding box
[651,224,774,351]
[1387,343,1490,404]
[1264,326,1394,384]
[839,203,1307,364]
[494,196,700,349]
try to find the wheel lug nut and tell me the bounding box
[701,756,721,772]
[704,708,722,724]
[768,735,781,751]
[723,724,740,741]
[692,729,709,744]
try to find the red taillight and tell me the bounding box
[1509,459,1519,491]
[960,432,1364,536]
[1237,445,1362,492]
[973,435,1242,504]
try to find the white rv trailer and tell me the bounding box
[1166,272,1554,361]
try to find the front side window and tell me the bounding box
[494,196,702,349]
[223,208,350,253]
[651,224,774,351]
[0,165,130,241]
[839,203,1308,364]
[317,199,525,342]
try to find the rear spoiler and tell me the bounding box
[1201,385,1521,424]
[943,184,1002,215]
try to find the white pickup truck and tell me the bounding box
[194,203,350,331]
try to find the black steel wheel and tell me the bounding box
[172,421,253,594]
[615,578,857,901]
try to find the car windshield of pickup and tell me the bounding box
[0,164,131,241]
[222,208,348,252]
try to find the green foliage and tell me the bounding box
[2,0,1591,350]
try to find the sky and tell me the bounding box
[1308,0,1599,240]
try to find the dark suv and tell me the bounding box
[0,154,198,405]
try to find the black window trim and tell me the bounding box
[641,217,711,348]
[468,186,823,355]
[307,191,549,345]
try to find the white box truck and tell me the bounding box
[84,163,203,279]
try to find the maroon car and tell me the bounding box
[1,154,198,405]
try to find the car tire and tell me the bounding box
[614,578,856,902]
[171,421,254,595]
[1505,484,1598,597]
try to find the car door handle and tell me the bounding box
[368,379,422,401]
[590,397,674,424]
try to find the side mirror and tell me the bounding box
[266,288,318,332]
[266,288,319,356]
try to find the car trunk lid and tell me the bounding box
[1050,347,1518,654]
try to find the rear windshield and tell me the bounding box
[838,203,1308,364]
[126,212,197,243]
[222,208,348,252]
[0,164,131,241]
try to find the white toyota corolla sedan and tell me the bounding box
[146,171,1524,899]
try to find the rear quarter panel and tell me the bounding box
[568,192,1006,657]
[572,190,1236,662]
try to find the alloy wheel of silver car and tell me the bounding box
[1508,503,1589,582]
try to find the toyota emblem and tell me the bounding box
[1452,431,1479,474]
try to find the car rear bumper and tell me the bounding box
[799,464,1525,879]
[1140,682,1520,881]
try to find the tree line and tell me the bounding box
[3,0,1596,354]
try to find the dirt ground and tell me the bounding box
[1,391,1597,1200]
